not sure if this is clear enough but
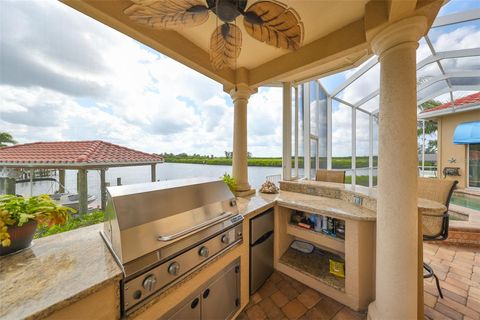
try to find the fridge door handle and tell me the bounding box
[251,230,273,247]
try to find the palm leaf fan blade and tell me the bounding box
[210,23,242,71]
[124,0,210,29]
[243,0,303,50]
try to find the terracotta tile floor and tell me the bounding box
[237,271,366,320]
[238,243,480,320]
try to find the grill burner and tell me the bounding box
[100,178,243,315]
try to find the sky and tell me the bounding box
[0,0,478,157]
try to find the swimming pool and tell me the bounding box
[450,193,480,211]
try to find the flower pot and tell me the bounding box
[0,220,38,256]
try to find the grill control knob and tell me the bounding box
[168,262,180,276]
[199,246,209,258]
[221,234,229,244]
[142,275,157,292]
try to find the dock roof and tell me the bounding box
[0,140,163,169]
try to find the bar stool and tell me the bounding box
[418,177,458,299]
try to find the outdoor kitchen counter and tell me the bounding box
[237,185,446,230]
[0,223,122,320]
[278,180,446,216]
[0,186,445,320]
[237,190,377,221]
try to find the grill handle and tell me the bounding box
[157,212,233,242]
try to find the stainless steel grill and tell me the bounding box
[101,177,243,315]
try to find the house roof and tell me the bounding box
[0,140,163,169]
[420,92,480,116]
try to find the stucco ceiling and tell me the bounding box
[176,0,370,69]
[62,0,443,89]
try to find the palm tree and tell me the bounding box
[417,99,441,153]
[417,100,441,136]
[0,132,17,147]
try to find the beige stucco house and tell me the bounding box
[419,92,480,189]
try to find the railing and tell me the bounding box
[265,174,282,186]
[419,166,437,178]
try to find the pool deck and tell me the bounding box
[450,205,480,223]
[456,189,480,197]
[450,190,480,223]
[423,243,480,320]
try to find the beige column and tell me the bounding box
[368,16,427,320]
[230,84,256,195]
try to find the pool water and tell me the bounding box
[450,193,480,211]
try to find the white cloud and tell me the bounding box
[433,25,480,52]
[1,0,476,161]
[248,88,282,157]
[0,0,284,157]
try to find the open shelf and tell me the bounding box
[274,206,375,311]
[287,224,345,254]
[279,247,345,292]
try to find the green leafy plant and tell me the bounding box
[35,210,105,239]
[0,132,17,147]
[0,194,75,247]
[221,173,237,193]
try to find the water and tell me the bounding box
[15,163,282,207]
[14,163,380,206]
[451,193,480,211]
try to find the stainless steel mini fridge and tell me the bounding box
[250,209,274,294]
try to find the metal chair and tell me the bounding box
[418,177,458,299]
[315,169,345,183]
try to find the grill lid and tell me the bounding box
[103,177,238,264]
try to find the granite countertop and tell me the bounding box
[275,191,377,221]
[0,223,122,320]
[238,188,445,222]
[282,180,377,198]
[236,192,277,217]
[237,190,377,221]
[279,180,446,216]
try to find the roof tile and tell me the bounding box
[421,92,480,114]
[0,140,163,167]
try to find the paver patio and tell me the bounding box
[238,243,480,320]
[424,243,480,320]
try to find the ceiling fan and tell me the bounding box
[124,0,304,71]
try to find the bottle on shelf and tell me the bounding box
[334,220,345,239]
[327,217,335,235]
[314,215,323,232]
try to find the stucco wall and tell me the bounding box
[437,109,480,189]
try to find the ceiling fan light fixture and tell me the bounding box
[243,11,263,25]
[221,23,231,38]
[186,5,209,13]
[216,0,242,22]
[124,0,304,70]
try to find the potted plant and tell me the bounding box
[221,173,237,194]
[0,194,74,256]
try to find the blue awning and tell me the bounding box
[453,121,480,144]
